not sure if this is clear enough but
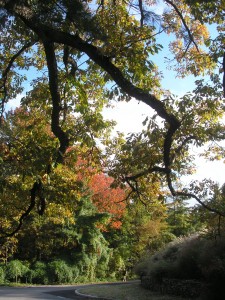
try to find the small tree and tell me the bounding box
[6,260,29,283]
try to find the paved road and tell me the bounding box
[0,285,94,300]
[0,281,138,299]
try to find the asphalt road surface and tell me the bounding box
[0,285,97,300]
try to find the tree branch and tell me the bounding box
[164,0,199,52]
[8,11,179,128]
[42,39,69,164]
[176,191,225,217]
[1,0,222,220]
[162,166,225,217]
[0,40,37,117]
[138,0,144,26]
[171,135,199,162]
[0,180,44,238]
[223,51,225,97]
[124,166,169,182]
[16,11,181,170]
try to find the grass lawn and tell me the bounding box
[78,281,193,300]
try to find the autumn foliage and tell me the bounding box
[72,154,127,229]
[89,173,126,229]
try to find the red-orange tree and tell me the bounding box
[89,173,126,229]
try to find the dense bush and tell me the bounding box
[1,255,120,285]
[135,234,225,299]
[0,265,5,284]
[0,252,130,285]
[5,260,29,283]
[48,260,74,283]
[32,261,49,284]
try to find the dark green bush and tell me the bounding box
[135,235,200,280]
[175,237,202,280]
[71,265,80,282]
[148,261,177,283]
[0,266,5,284]
[48,260,73,283]
[198,238,225,299]
[135,234,225,299]
[32,261,49,284]
[21,260,80,284]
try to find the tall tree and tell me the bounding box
[0,0,225,236]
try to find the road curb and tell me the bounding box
[75,289,112,300]
[74,280,140,300]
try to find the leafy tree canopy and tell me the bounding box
[1,0,225,236]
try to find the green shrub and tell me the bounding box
[175,236,202,279]
[198,238,225,279]
[197,238,225,299]
[153,234,202,280]
[108,251,126,279]
[5,260,29,283]
[71,265,80,282]
[0,266,5,284]
[134,259,149,278]
[148,260,177,283]
[96,251,110,280]
[32,261,48,284]
[135,234,205,281]
[135,236,191,280]
[48,260,73,283]
[136,234,225,299]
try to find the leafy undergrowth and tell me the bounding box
[78,281,191,300]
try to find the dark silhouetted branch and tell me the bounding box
[164,0,199,52]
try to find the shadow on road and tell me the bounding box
[46,289,92,299]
